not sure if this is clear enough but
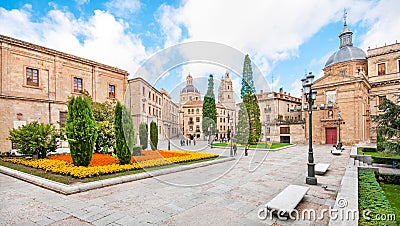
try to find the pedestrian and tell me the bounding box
[186,139,188,146]
[233,143,237,156]
[244,145,249,156]
[189,139,191,146]
[193,137,196,146]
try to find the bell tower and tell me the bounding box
[218,71,235,109]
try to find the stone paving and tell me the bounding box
[0,143,351,225]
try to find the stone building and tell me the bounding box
[127,77,179,144]
[257,88,304,144]
[309,18,400,145]
[179,73,235,140]
[0,35,128,152]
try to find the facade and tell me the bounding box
[0,35,128,152]
[257,88,304,144]
[127,77,179,144]
[179,73,236,140]
[309,19,400,145]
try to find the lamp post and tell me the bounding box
[167,123,171,150]
[264,121,268,148]
[228,114,233,157]
[336,111,342,150]
[301,72,317,185]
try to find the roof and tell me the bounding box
[325,46,366,67]
[181,85,199,93]
[182,100,203,106]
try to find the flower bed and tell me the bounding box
[2,150,218,179]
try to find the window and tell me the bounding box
[340,70,346,76]
[398,59,400,72]
[228,95,230,99]
[266,127,270,135]
[196,109,199,114]
[266,115,270,122]
[378,96,386,105]
[59,111,67,128]
[149,106,151,114]
[377,63,386,76]
[143,104,145,112]
[187,109,190,114]
[189,126,193,131]
[73,77,83,92]
[148,92,151,98]
[196,117,200,122]
[196,126,200,132]
[189,117,193,124]
[326,90,336,104]
[108,84,115,98]
[280,127,290,134]
[142,87,145,96]
[26,68,39,86]
[220,118,222,123]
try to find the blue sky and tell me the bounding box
[1,0,399,102]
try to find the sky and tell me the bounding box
[1,0,399,102]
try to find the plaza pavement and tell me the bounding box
[0,141,351,225]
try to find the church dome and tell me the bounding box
[180,74,200,94]
[325,46,366,67]
[181,85,199,93]
[324,15,367,68]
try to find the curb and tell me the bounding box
[211,144,296,151]
[0,157,235,195]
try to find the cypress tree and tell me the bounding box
[139,122,148,150]
[236,103,249,144]
[114,102,134,164]
[66,95,98,166]
[202,74,217,136]
[150,121,158,150]
[239,54,261,144]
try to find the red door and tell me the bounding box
[326,128,337,144]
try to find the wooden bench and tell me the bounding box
[315,163,330,175]
[266,185,309,214]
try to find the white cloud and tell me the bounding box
[157,0,350,72]
[359,0,400,49]
[75,0,90,5]
[105,0,141,19]
[0,6,148,79]
[288,79,302,98]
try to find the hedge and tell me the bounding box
[377,173,400,185]
[358,169,397,226]
[372,156,400,167]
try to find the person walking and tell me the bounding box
[233,143,237,156]
[193,137,196,146]
[244,144,249,156]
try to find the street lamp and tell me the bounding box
[228,114,233,157]
[301,72,317,185]
[336,111,342,150]
[167,123,171,150]
[264,121,268,148]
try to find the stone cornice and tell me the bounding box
[370,79,400,88]
[0,34,129,76]
[0,94,66,105]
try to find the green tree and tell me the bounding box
[239,54,261,144]
[202,74,217,136]
[114,102,135,164]
[236,103,249,144]
[92,101,115,153]
[8,122,59,158]
[370,97,400,154]
[139,122,148,150]
[66,95,98,166]
[150,121,158,150]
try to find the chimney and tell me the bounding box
[279,88,283,93]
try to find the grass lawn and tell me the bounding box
[381,184,400,225]
[0,157,218,185]
[212,143,290,149]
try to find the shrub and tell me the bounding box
[358,169,396,225]
[66,95,98,166]
[377,133,386,152]
[139,122,148,150]
[132,146,142,156]
[372,156,400,167]
[8,121,59,158]
[150,121,158,150]
[378,173,400,185]
[114,102,134,165]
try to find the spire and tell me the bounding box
[339,8,353,48]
